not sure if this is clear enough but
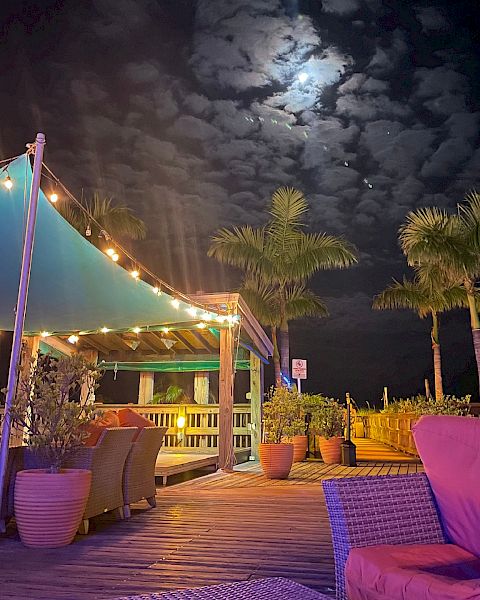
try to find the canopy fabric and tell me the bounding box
[0,155,211,335]
[99,360,251,372]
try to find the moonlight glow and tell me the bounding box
[297,72,309,84]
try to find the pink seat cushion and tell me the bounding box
[346,544,480,600]
[413,416,480,557]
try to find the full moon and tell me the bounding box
[298,72,309,83]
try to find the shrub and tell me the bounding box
[8,354,102,473]
[384,394,471,416]
[262,386,305,443]
[304,394,345,439]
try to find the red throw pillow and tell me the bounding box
[118,408,155,440]
[82,410,120,447]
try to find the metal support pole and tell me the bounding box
[341,392,357,467]
[0,134,45,530]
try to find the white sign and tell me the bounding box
[292,359,307,380]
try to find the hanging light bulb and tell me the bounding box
[101,327,110,334]
[187,306,197,317]
[152,286,159,295]
[196,322,207,329]
[40,331,50,338]
[130,270,140,279]
[112,253,119,262]
[68,335,79,344]
[171,299,180,309]
[3,175,13,190]
[161,327,170,333]
[105,248,115,257]
[49,193,58,203]
[132,326,141,334]
[85,224,92,237]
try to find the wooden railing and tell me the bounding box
[96,403,252,450]
[0,403,252,450]
[362,412,418,456]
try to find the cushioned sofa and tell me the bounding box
[322,415,480,600]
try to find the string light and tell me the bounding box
[111,253,119,262]
[67,335,79,344]
[49,192,58,203]
[132,326,141,334]
[3,175,12,190]
[161,327,170,333]
[101,327,110,334]
[171,299,180,309]
[105,248,115,257]
[85,224,92,237]
[196,322,207,329]
[130,270,140,279]
[40,331,50,338]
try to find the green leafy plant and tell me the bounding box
[384,394,471,416]
[151,385,186,404]
[306,394,345,439]
[262,386,305,443]
[7,354,103,473]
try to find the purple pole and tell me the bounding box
[0,133,45,532]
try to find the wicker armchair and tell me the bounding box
[63,427,136,534]
[122,426,167,518]
[322,473,446,600]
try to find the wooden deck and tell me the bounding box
[0,439,421,600]
[155,448,251,485]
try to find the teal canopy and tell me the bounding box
[0,155,212,335]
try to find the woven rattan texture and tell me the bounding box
[322,473,445,600]
[115,577,330,599]
[123,427,167,506]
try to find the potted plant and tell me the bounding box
[308,396,345,464]
[260,387,304,479]
[281,388,308,462]
[9,354,102,548]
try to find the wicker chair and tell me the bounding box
[122,426,167,518]
[322,473,446,600]
[63,426,136,534]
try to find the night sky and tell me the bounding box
[1,0,480,403]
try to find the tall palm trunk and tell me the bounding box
[430,311,443,401]
[465,282,480,391]
[271,326,281,387]
[279,288,290,382]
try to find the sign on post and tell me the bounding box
[292,359,307,393]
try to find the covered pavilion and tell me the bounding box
[0,153,272,473]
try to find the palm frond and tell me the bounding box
[284,286,329,320]
[89,194,146,240]
[399,207,470,275]
[373,278,431,317]
[240,278,279,327]
[280,232,358,282]
[208,226,273,278]
[460,190,480,252]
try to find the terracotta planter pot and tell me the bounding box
[259,443,294,479]
[291,435,308,462]
[318,436,343,464]
[15,469,91,548]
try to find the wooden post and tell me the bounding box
[138,372,154,405]
[249,352,263,461]
[79,349,98,404]
[219,327,234,471]
[194,371,210,404]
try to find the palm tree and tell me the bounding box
[208,187,357,380]
[58,193,146,245]
[373,272,466,400]
[241,277,328,385]
[399,196,480,388]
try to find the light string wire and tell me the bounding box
[39,159,229,317]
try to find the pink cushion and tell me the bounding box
[118,408,155,440]
[413,416,480,557]
[346,544,480,600]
